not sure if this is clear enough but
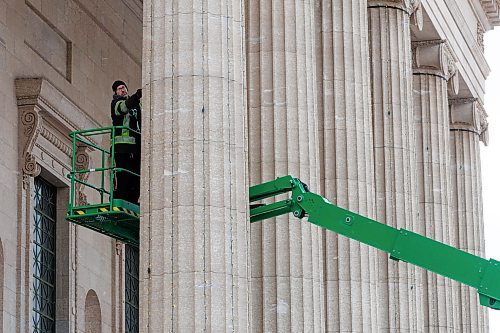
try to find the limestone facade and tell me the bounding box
[0,0,498,332]
[0,1,141,332]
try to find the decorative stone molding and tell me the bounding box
[115,242,123,256]
[439,0,490,84]
[449,98,489,145]
[480,0,500,26]
[40,126,72,157]
[19,106,42,179]
[75,146,90,206]
[16,78,100,187]
[477,22,485,52]
[412,40,459,94]
[368,0,423,29]
[477,102,489,145]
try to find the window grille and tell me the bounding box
[32,177,57,333]
[125,245,139,333]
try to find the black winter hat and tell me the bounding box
[112,80,127,92]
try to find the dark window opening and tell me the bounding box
[125,245,139,333]
[32,177,57,333]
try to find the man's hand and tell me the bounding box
[125,89,142,109]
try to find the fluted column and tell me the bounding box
[246,1,323,332]
[316,1,377,331]
[449,98,489,333]
[412,40,459,332]
[140,1,249,331]
[368,0,423,331]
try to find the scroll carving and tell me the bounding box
[446,53,459,95]
[478,103,489,145]
[449,98,489,145]
[19,107,42,179]
[412,40,459,94]
[16,78,101,190]
[75,146,90,206]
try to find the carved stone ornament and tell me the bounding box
[449,98,489,145]
[15,78,101,185]
[446,52,459,95]
[75,145,90,206]
[115,242,123,256]
[367,0,423,29]
[19,106,42,178]
[477,102,489,145]
[477,22,485,52]
[412,40,459,94]
[479,0,500,27]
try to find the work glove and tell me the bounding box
[125,89,141,109]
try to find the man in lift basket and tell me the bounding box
[110,80,142,205]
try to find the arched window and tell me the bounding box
[85,290,101,333]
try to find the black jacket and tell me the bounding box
[111,91,141,153]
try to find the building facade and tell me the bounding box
[0,0,498,332]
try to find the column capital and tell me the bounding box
[412,40,459,94]
[368,0,423,29]
[449,98,489,145]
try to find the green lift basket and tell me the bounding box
[66,126,140,247]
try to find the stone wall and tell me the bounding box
[0,0,142,332]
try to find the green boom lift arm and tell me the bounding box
[249,175,500,310]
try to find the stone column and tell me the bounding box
[412,40,459,332]
[316,0,377,331]
[449,98,489,333]
[367,0,423,331]
[141,1,250,331]
[246,1,323,332]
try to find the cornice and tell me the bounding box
[422,1,490,102]
[480,0,500,27]
[15,78,101,139]
[439,1,490,78]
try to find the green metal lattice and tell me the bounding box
[66,126,140,246]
